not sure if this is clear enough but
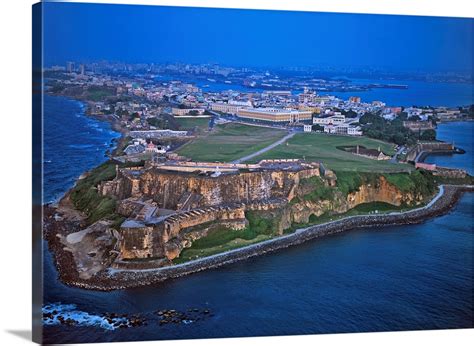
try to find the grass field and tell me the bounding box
[174,117,210,132]
[176,123,287,162]
[252,133,412,173]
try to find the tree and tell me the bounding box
[312,124,324,132]
[359,112,381,125]
[420,129,437,141]
[344,110,358,118]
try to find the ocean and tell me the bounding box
[43,95,121,204]
[324,78,473,107]
[424,121,474,175]
[42,95,473,343]
[156,75,473,108]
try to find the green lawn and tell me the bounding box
[174,117,210,132]
[173,234,271,264]
[252,133,412,173]
[176,123,287,162]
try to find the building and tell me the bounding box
[66,61,75,73]
[228,100,253,107]
[303,124,312,132]
[211,102,247,115]
[349,96,361,103]
[237,108,312,124]
[348,145,390,160]
[313,114,346,125]
[145,142,167,154]
[172,108,206,116]
[298,105,321,114]
[323,124,362,136]
[298,89,319,104]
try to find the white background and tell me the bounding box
[0,1,472,345]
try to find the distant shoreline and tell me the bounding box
[43,184,473,291]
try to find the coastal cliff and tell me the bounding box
[279,172,433,230]
[99,165,321,209]
[103,166,435,269]
[52,157,463,283]
[44,184,474,291]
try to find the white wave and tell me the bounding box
[42,303,128,331]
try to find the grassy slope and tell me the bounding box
[69,160,143,227]
[174,210,278,263]
[252,133,411,173]
[174,117,210,133]
[176,123,287,162]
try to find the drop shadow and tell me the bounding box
[6,329,31,341]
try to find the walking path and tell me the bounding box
[232,131,296,164]
[390,145,405,163]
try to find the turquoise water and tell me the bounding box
[42,96,473,343]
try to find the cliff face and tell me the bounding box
[107,165,431,268]
[285,176,419,226]
[103,167,320,210]
[346,176,417,208]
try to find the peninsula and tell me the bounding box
[43,62,474,291]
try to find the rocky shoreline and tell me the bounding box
[44,184,473,291]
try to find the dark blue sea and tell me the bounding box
[42,96,473,343]
[43,95,120,203]
[424,121,474,175]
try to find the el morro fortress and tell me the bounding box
[98,159,327,266]
[77,157,434,270]
[45,156,473,288]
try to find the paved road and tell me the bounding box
[232,131,296,164]
[390,145,405,163]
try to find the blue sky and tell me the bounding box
[42,2,473,72]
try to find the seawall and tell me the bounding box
[44,184,473,291]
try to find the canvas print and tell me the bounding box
[32,1,474,344]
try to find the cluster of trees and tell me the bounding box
[359,112,436,146]
[312,124,324,132]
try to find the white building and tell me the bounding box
[323,124,362,136]
[303,124,312,132]
[313,114,346,125]
[237,107,312,123]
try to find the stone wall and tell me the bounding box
[117,204,249,261]
[406,142,454,162]
[106,166,320,210]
